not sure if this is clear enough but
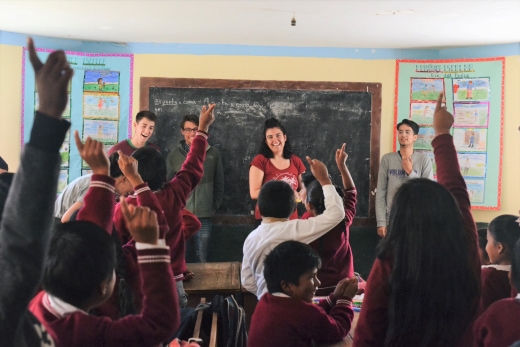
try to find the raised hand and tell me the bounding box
[28,38,73,119]
[74,130,108,176]
[342,276,359,299]
[335,143,348,169]
[306,156,331,186]
[198,104,216,133]
[117,151,143,187]
[119,198,159,245]
[433,92,454,136]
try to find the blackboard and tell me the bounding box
[140,78,381,222]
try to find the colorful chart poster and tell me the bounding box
[395,58,504,209]
[22,48,133,187]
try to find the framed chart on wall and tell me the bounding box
[21,48,134,192]
[395,58,504,210]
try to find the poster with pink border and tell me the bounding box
[22,48,133,189]
[395,58,504,210]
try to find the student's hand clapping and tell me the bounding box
[74,130,109,176]
[117,151,143,187]
[120,198,159,245]
[28,38,73,119]
[198,104,216,133]
[306,156,332,186]
[433,92,454,136]
[401,156,413,175]
[333,276,359,300]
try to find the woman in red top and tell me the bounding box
[249,118,305,224]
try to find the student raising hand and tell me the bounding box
[306,156,332,186]
[117,151,144,188]
[198,103,216,133]
[28,38,73,119]
[119,198,159,246]
[433,92,453,136]
[74,130,109,176]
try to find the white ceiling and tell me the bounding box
[1,0,520,49]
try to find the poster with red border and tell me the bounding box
[395,58,504,210]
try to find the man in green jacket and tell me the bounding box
[166,114,224,262]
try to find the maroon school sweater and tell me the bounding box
[29,175,179,346]
[353,134,479,347]
[248,293,354,347]
[114,134,206,281]
[474,297,520,347]
[479,266,512,314]
[302,188,357,296]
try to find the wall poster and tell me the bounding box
[395,58,504,209]
[22,48,133,193]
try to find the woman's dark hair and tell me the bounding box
[510,239,520,292]
[258,118,293,159]
[131,147,166,191]
[264,240,321,293]
[42,221,116,308]
[487,214,520,259]
[378,178,479,347]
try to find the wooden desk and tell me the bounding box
[184,262,242,307]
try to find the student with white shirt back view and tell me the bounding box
[241,154,345,299]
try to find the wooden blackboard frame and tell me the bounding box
[140,78,381,226]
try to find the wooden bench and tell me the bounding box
[184,262,242,308]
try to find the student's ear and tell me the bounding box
[497,242,505,254]
[281,280,293,295]
[413,134,418,142]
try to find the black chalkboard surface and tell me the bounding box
[141,78,381,222]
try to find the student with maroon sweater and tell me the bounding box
[248,240,358,347]
[354,93,480,346]
[479,215,520,313]
[29,189,178,345]
[299,143,358,296]
[474,239,520,347]
[113,104,216,308]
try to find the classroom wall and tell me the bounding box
[1,32,519,223]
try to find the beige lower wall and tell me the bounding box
[1,44,519,222]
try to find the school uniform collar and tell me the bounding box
[42,292,87,318]
[481,264,511,271]
[262,217,289,224]
[272,292,291,298]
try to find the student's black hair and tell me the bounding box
[135,111,157,124]
[131,147,166,191]
[301,173,317,188]
[0,172,14,224]
[510,239,520,291]
[264,240,321,294]
[396,119,420,135]
[306,179,346,241]
[108,152,123,179]
[378,178,479,347]
[42,221,116,308]
[180,114,199,129]
[487,214,520,259]
[258,118,293,159]
[258,180,296,219]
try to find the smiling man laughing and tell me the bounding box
[108,111,160,156]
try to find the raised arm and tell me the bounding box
[431,92,478,269]
[336,143,357,223]
[0,38,72,345]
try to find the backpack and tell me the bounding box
[171,295,247,347]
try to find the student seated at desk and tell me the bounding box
[248,240,357,347]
